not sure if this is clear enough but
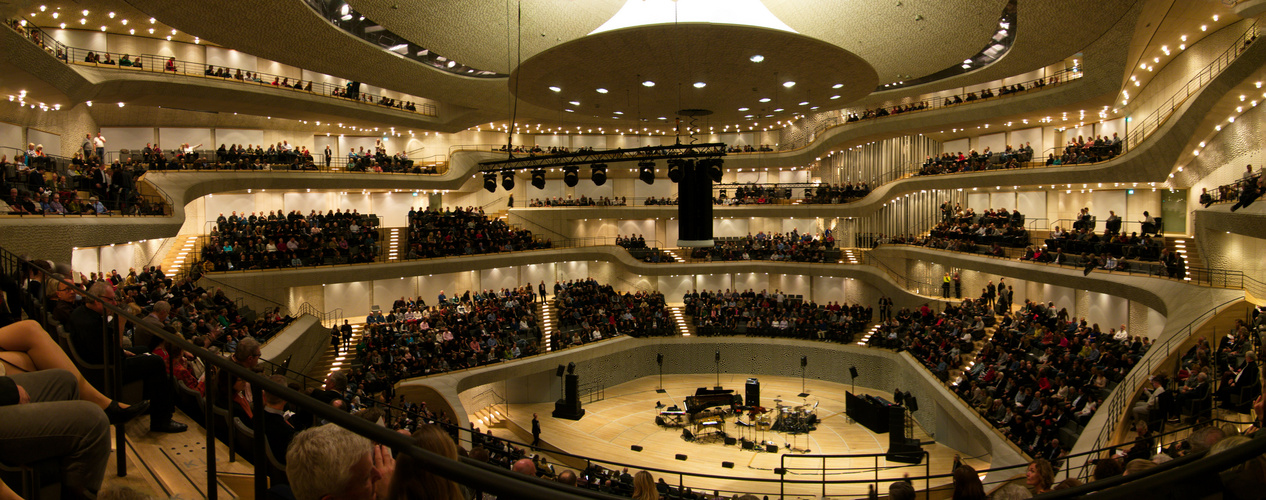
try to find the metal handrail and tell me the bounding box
[7,18,437,117]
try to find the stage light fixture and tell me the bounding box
[591,163,607,186]
[530,169,547,189]
[638,160,656,184]
[562,166,579,187]
[483,172,497,193]
[666,159,685,183]
[701,158,723,182]
[501,171,515,191]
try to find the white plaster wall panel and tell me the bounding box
[253,192,284,216]
[1198,232,1266,286]
[1085,292,1128,334]
[778,170,810,183]
[1091,190,1127,222]
[773,274,811,298]
[339,136,380,156]
[1016,191,1047,226]
[336,192,373,215]
[533,135,566,148]
[216,128,264,148]
[978,133,1006,154]
[522,263,556,291]
[50,29,107,52]
[573,177,614,200]
[1003,69,1044,86]
[417,272,473,307]
[1147,308,1165,339]
[369,192,413,227]
[735,272,766,293]
[1097,118,1125,139]
[157,128,211,150]
[712,218,750,238]
[301,69,343,88]
[697,274,728,292]
[990,192,1017,211]
[324,281,371,318]
[633,179,674,200]
[205,46,257,72]
[479,267,522,293]
[572,135,606,149]
[282,192,329,216]
[967,193,990,211]
[26,129,60,156]
[97,244,135,276]
[941,138,969,154]
[0,122,22,151]
[256,58,302,80]
[1010,127,1043,154]
[734,171,762,183]
[1125,189,1161,231]
[617,220,655,238]
[1065,125,1095,143]
[372,278,415,311]
[812,276,844,304]
[1051,191,1092,228]
[102,34,163,64]
[204,193,255,223]
[1075,290,1091,323]
[1041,284,1075,312]
[312,135,338,159]
[99,127,154,152]
[658,275,694,304]
[557,261,589,282]
[71,247,99,276]
[289,285,325,319]
[665,219,679,245]
[528,178,565,202]
[781,218,818,235]
[1131,21,1251,130]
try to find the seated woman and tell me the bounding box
[0,320,148,423]
[119,54,132,67]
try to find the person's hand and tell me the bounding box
[371,444,395,500]
[122,349,135,357]
[16,385,29,405]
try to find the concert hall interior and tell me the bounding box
[2,0,1266,499]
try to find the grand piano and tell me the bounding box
[685,387,742,414]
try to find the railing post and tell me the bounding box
[205,366,218,500]
[252,383,267,500]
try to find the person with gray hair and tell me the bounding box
[134,300,171,352]
[286,423,394,500]
[888,480,916,500]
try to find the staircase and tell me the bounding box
[668,306,696,336]
[840,248,863,264]
[306,322,364,384]
[538,302,556,351]
[1169,237,1206,273]
[662,249,686,263]
[471,404,508,428]
[160,234,203,276]
[386,227,402,262]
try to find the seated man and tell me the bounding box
[67,282,186,433]
[0,369,110,498]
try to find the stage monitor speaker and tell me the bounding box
[766,444,778,453]
[886,441,924,464]
[722,461,734,469]
[774,468,787,475]
[555,364,566,377]
[631,445,643,452]
[849,366,859,379]
[675,454,688,461]
[724,437,737,446]
[742,440,754,450]
[746,378,761,408]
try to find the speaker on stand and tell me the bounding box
[745,378,761,408]
[656,353,666,393]
[798,356,810,398]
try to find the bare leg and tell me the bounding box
[0,320,117,409]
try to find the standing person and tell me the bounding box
[953,273,962,299]
[507,194,514,208]
[538,281,547,303]
[531,413,541,447]
[942,273,951,298]
[93,132,106,162]
[323,145,332,169]
[341,320,352,349]
[986,281,996,308]
[81,134,93,159]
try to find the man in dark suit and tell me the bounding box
[262,375,295,466]
[538,281,547,303]
[67,282,186,433]
[531,413,541,446]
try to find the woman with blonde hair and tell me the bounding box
[632,470,659,500]
[388,424,464,500]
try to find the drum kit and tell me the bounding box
[771,398,819,434]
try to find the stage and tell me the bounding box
[495,374,990,498]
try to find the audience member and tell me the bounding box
[286,423,394,500]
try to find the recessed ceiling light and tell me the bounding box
[642,80,655,87]
[738,107,749,111]
[774,108,784,112]
[564,109,574,112]
[798,101,809,105]
[783,81,795,88]
[693,82,706,88]
[596,88,608,93]
[613,111,623,115]
[832,83,843,89]
[107,11,115,18]
[81,9,88,15]
[549,86,561,92]
[744,114,754,118]
[759,97,771,102]
[750,55,764,63]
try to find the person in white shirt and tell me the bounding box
[1114,325,1129,341]
[93,133,106,160]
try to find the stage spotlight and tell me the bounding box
[591,163,607,185]
[567,362,576,375]
[501,171,515,191]
[483,172,497,193]
[563,166,579,187]
[638,160,656,184]
[530,169,546,189]
[702,157,723,182]
[667,159,686,183]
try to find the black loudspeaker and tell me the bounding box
[556,364,566,377]
[850,366,859,379]
[801,355,808,368]
[886,442,925,464]
[907,396,919,413]
[722,461,735,469]
[553,373,585,420]
[656,353,663,366]
[742,440,754,450]
[631,445,643,452]
[746,378,761,408]
[774,468,787,475]
[766,444,778,453]
[715,350,721,363]
[724,437,737,446]
[675,454,688,461]
[682,429,694,441]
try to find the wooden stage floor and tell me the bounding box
[501,374,990,499]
